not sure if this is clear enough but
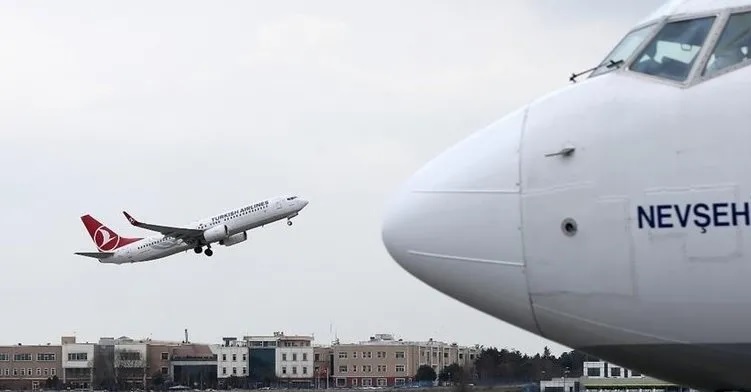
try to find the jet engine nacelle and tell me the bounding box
[203,224,229,243]
[220,232,247,247]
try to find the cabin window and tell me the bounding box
[590,23,657,78]
[703,11,751,77]
[630,16,716,82]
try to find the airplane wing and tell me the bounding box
[75,252,114,259]
[122,211,204,242]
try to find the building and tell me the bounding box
[114,337,148,388]
[212,337,249,386]
[331,333,479,388]
[245,335,278,387]
[244,332,314,387]
[170,344,217,389]
[0,342,62,391]
[146,340,183,386]
[313,346,332,388]
[62,336,95,389]
[546,361,698,392]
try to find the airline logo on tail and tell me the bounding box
[81,215,141,252]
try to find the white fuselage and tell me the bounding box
[383,1,751,391]
[106,196,306,264]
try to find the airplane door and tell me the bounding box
[519,92,636,343]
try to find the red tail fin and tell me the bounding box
[80,215,141,251]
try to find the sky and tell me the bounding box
[0,0,664,355]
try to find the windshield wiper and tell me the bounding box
[569,59,624,83]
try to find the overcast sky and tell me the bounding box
[0,0,663,355]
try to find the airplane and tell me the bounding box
[382,0,751,391]
[75,195,308,264]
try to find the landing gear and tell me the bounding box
[194,246,202,254]
[204,244,213,257]
[287,219,293,226]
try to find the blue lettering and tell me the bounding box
[713,203,730,227]
[656,205,673,228]
[732,202,750,226]
[693,203,711,232]
[637,206,655,229]
[674,204,691,228]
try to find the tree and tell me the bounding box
[439,363,463,383]
[415,365,437,383]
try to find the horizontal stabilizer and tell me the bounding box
[75,252,115,259]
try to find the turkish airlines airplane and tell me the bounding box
[382,1,751,391]
[76,195,308,263]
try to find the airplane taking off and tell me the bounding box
[76,195,308,264]
[383,0,751,391]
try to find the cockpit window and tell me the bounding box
[590,23,658,78]
[703,11,751,77]
[630,16,716,82]
[286,196,297,201]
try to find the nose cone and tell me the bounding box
[299,199,309,209]
[382,107,540,335]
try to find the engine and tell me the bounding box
[220,232,247,247]
[203,224,229,243]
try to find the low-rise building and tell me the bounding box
[170,344,217,389]
[331,333,479,388]
[62,336,94,389]
[0,342,62,391]
[212,337,249,386]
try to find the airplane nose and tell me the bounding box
[382,107,540,335]
[299,199,309,208]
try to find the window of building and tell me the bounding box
[282,353,287,361]
[292,367,297,375]
[363,365,372,372]
[14,354,32,361]
[396,365,405,373]
[232,354,237,361]
[611,367,621,377]
[338,352,347,359]
[459,354,464,360]
[161,367,168,375]
[222,354,227,361]
[161,352,169,360]
[444,353,448,358]
[43,368,48,376]
[352,365,357,372]
[395,351,405,359]
[377,378,387,387]
[282,367,287,375]
[362,378,373,387]
[303,353,308,361]
[37,353,55,361]
[20,369,25,376]
[339,365,347,373]
[632,371,642,377]
[293,353,297,361]
[352,379,358,386]
[13,369,18,376]
[395,378,406,386]
[314,353,320,361]
[362,352,372,358]
[37,368,41,375]
[222,367,227,375]
[50,368,56,376]
[303,367,308,375]
[119,352,140,361]
[242,354,247,361]
[233,367,237,375]
[0,354,8,361]
[243,367,247,375]
[704,11,751,77]
[630,16,716,82]
[587,368,601,377]
[68,353,89,362]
